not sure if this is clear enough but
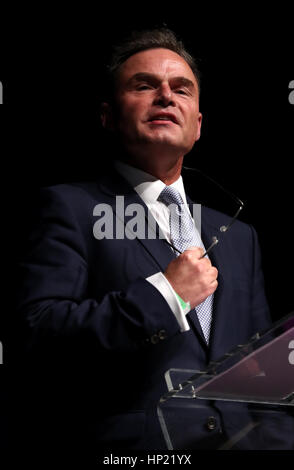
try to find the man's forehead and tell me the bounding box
[118,48,197,83]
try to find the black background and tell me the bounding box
[0,4,293,464]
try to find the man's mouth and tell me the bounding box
[148,113,178,124]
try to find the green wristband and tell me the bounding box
[175,293,189,310]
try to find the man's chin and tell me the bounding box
[141,133,184,148]
[144,137,190,155]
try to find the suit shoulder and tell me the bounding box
[41,181,100,201]
[39,181,109,215]
[33,181,103,226]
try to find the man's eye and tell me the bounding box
[175,89,188,95]
[137,85,152,91]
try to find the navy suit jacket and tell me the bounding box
[17,166,279,453]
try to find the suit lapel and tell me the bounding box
[186,200,231,352]
[199,206,236,361]
[98,167,175,274]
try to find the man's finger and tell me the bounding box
[185,246,204,257]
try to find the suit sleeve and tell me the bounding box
[16,186,181,353]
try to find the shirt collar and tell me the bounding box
[114,160,188,206]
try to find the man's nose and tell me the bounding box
[154,83,175,107]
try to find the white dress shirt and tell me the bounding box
[114,160,192,332]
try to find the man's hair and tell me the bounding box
[103,27,201,101]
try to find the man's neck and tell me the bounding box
[118,154,184,185]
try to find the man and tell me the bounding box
[16,28,278,455]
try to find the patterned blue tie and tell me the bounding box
[158,186,213,344]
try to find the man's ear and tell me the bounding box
[195,112,202,142]
[100,102,115,131]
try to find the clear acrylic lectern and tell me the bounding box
[158,313,294,450]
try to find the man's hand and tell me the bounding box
[164,247,218,309]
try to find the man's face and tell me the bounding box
[103,48,202,159]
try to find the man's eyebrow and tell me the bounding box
[127,73,195,89]
[172,76,195,89]
[127,73,159,85]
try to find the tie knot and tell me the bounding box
[158,186,184,208]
